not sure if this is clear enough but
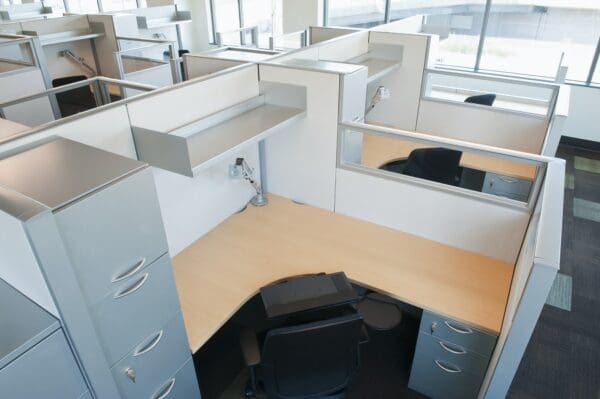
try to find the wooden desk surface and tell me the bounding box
[362,134,538,181]
[172,195,514,352]
[0,118,30,140]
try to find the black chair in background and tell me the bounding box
[52,75,97,117]
[240,313,367,399]
[380,147,463,186]
[464,93,496,106]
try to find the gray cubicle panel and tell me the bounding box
[0,138,200,399]
[0,278,90,399]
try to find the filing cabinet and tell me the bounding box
[0,139,200,398]
[0,278,88,399]
[409,311,497,399]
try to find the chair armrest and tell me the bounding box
[240,328,261,366]
[360,325,370,344]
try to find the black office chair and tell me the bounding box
[464,93,496,106]
[52,75,97,117]
[380,147,463,186]
[240,313,367,399]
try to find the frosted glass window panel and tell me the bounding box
[328,0,386,28]
[480,2,600,82]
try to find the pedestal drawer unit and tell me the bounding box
[0,139,200,398]
[409,311,498,399]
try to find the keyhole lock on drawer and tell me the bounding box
[125,367,136,383]
[430,322,438,334]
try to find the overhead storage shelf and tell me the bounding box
[132,95,306,177]
[136,11,192,30]
[346,54,400,84]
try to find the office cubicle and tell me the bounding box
[0,34,55,126]
[0,53,564,399]
[183,47,280,80]
[0,3,56,21]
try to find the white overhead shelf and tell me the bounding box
[136,11,192,30]
[22,30,104,46]
[132,96,306,177]
[346,55,400,84]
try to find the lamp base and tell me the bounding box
[250,193,268,207]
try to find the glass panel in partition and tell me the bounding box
[480,2,600,82]
[422,70,556,116]
[328,0,386,28]
[390,0,486,70]
[340,126,541,204]
[0,40,35,73]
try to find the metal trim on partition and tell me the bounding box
[586,37,600,85]
[474,0,492,72]
[337,121,552,212]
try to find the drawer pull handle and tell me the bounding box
[435,360,461,374]
[444,321,473,334]
[152,378,176,399]
[439,341,466,355]
[497,176,518,184]
[114,273,149,299]
[112,258,146,283]
[134,330,163,357]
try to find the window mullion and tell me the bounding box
[474,0,492,72]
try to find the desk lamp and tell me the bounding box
[235,157,268,206]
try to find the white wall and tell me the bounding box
[177,0,212,52]
[563,85,600,143]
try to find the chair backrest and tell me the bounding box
[260,313,364,399]
[464,93,496,106]
[403,147,462,185]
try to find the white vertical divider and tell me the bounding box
[365,31,432,130]
[480,160,564,398]
[126,66,263,255]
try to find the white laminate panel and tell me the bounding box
[126,65,260,132]
[416,100,549,154]
[184,56,245,79]
[334,167,529,264]
[0,68,54,127]
[260,64,341,211]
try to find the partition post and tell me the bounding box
[30,37,61,120]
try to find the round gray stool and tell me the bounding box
[356,292,402,331]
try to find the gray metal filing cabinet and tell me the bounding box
[408,311,497,399]
[482,172,532,202]
[0,278,90,399]
[0,138,200,399]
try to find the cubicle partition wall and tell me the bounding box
[308,26,360,45]
[19,15,104,80]
[335,120,563,398]
[0,34,56,126]
[412,69,562,156]
[0,3,55,22]
[183,47,279,80]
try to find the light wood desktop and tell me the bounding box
[172,195,514,353]
[361,133,538,181]
[0,118,29,140]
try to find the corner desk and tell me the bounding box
[172,194,513,353]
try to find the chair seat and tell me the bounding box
[356,293,402,331]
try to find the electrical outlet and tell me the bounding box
[229,164,241,179]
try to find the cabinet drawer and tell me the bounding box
[414,332,489,377]
[409,346,482,399]
[482,172,531,202]
[91,254,181,366]
[55,169,168,306]
[149,358,201,399]
[420,311,497,357]
[0,330,87,399]
[112,311,192,399]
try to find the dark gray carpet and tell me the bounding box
[508,141,600,399]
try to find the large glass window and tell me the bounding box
[102,0,137,12]
[213,0,241,42]
[416,0,486,70]
[327,0,386,28]
[480,2,600,82]
[242,0,281,49]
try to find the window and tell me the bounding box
[480,2,600,82]
[66,0,99,14]
[327,0,386,28]
[593,62,600,85]
[241,0,281,49]
[102,0,137,12]
[213,0,241,44]
[418,1,486,70]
